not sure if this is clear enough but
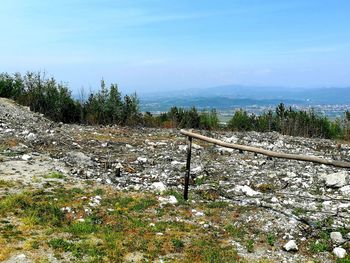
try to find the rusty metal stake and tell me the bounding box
[184,136,192,200]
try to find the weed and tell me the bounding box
[292,207,307,216]
[195,176,207,186]
[246,239,254,253]
[206,201,229,209]
[184,239,240,262]
[0,224,22,240]
[172,239,185,252]
[48,238,72,251]
[0,180,14,188]
[310,240,328,253]
[225,224,245,239]
[93,188,104,196]
[267,233,276,246]
[337,256,350,263]
[68,220,97,236]
[44,171,65,179]
[130,198,157,212]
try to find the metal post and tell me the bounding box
[184,136,192,200]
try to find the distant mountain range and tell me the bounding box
[140,85,350,112]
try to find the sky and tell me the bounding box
[1,0,350,93]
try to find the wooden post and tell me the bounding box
[184,136,192,200]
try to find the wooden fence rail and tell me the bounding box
[180,129,350,200]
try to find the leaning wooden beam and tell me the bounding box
[180,129,350,169]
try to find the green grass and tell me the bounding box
[184,239,240,263]
[310,240,328,253]
[225,224,245,239]
[292,207,308,216]
[246,239,254,253]
[337,256,350,263]
[267,233,276,246]
[172,238,185,252]
[0,179,14,188]
[130,198,157,212]
[0,183,244,262]
[67,220,97,236]
[206,201,229,209]
[44,171,65,179]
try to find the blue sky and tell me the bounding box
[1,0,350,93]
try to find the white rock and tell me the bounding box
[171,160,185,166]
[167,195,178,204]
[21,130,30,135]
[224,136,238,143]
[151,182,167,193]
[178,145,187,152]
[217,146,234,153]
[16,254,26,260]
[192,143,203,150]
[133,185,141,191]
[271,196,279,203]
[137,157,148,163]
[321,171,348,188]
[340,185,350,195]
[192,166,202,174]
[158,195,178,205]
[21,154,32,161]
[195,211,204,217]
[234,185,260,197]
[283,240,298,251]
[333,247,347,258]
[101,142,108,147]
[330,232,344,244]
[25,132,37,141]
[286,172,297,178]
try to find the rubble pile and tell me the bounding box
[1,97,349,262]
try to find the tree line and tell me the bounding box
[1,71,349,140]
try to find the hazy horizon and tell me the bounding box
[1,1,350,93]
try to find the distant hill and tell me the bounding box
[140,85,350,112]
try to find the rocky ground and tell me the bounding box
[0,97,350,262]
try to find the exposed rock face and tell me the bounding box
[0,97,349,262]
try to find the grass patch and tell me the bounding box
[67,220,97,236]
[184,239,240,262]
[130,198,157,212]
[292,207,308,216]
[267,233,276,246]
[44,171,65,179]
[310,240,329,253]
[0,180,252,262]
[0,179,14,188]
[206,201,229,209]
[225,224,245,239]
[172,238,185,252]
[246,239,254,253]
